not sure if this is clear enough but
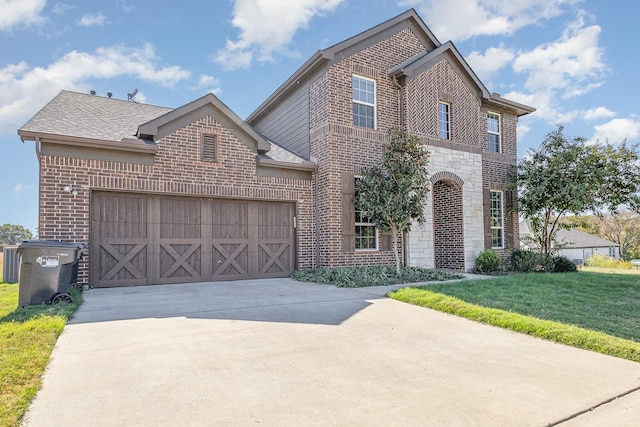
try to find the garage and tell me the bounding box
[90,192,296,287]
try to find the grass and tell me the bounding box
[0,283,82,427]
[389,272,640,362]
[293,265,464,287]
[581,265,640,275]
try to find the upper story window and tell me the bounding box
[438,101,451,139]
[487,112,501,152]
[352,75,375,129]
[490,190,504,249]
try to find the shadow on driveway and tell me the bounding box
[70,278,388,325]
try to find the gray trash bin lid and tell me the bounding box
[18,240,87,250]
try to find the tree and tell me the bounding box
[516,126,640,255]
[354,128,430,275]
[0,224,34,245]
[593,211,640,260]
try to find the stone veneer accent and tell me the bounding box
[406,145,484,271]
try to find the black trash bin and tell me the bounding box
[17,241,87,306]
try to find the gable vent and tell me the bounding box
[202,133,218,163]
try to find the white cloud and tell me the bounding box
[0,43,191,134]
[52,3,75,15]
[592,118,640,144]
[13,183,32,195]
[465,44,514,82]
[583,107,615,121]
[0,0,46,31]
[400,0,576,42]
[513,11,606,97]
[78,12,108,27]
[193,75,221,95]
[213,0,344,70]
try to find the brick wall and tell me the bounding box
[405,60,481,147]
[309,28,426,267]
[480,109,519,259]
[432,180,465,271]
[39,115,314,285]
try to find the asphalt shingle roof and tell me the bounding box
[519,220,619,248]
[19,90,172,142]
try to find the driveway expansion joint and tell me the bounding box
[547,384,640,426]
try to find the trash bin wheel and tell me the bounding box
[51,293,73,304]
[71,283,83,292]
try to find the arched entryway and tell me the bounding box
[431,173,465,271]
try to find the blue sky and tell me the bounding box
[1,0,639,235]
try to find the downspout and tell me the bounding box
[35,137,42,239]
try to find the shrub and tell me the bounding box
[510,249,554,272]
[552,255,577,272]
[292,265,463,287]
[586,254,632,270]
[510,249,538,272]
[475,249,502,273]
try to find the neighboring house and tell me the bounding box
[519,220,620,264]
[18,9,534,287]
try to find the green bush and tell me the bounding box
[552,255,577,272]
[292,265,463,287]
[475,249,502,273]
[586,254,632,269]
[510,249,554,272]
[623,246,640,261]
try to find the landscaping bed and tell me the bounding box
[293,265,464,288]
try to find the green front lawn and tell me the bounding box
[0,283,82,427]
[389,272,640,362]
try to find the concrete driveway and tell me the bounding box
[23,278,640,426]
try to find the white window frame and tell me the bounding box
[352,75,376,129]
[438,101,451,139]
[354,176,379,251]
[490,190,504,249]
[487,112,501,152]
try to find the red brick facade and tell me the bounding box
[37,116,314,284]
[25,9,533,284]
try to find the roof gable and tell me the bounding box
[389,41,490,98]
[389,42,535,117]
[321,9,440,61]
[138,93,271,153]
[247,9,440,123]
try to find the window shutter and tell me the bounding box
[202,134,217,162]
[483,188,491,248]
[341,172,355,253]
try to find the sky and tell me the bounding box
[1,0,639,235]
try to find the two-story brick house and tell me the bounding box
[247,9,534,272]
[18,9,533,288]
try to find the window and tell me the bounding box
[354,177,378,250]
[490,191,504,248]
[352,75,375,129]
[609,247,616,258]
[487,112,501,152]
[438,102,450,139]
[202,133,218,162]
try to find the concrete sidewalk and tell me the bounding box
[22,278,640,426]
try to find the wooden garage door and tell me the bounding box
[90,192,296,287]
